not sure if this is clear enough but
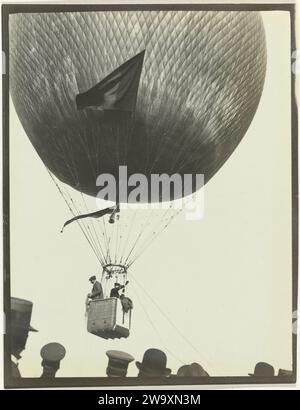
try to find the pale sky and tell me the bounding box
[9,11,293,379]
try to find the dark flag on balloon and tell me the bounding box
[76,50,145,112]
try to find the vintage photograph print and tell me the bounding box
[2,2,298,388]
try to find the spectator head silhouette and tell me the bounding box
[106,350,134,377]
[249,362,275,377]
[11,297,38,359]
[40,342,66,378]
[177,362,209,377]
[136,348,171,377]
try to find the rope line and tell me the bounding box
[130,273,219,373]
[130,281,185,366]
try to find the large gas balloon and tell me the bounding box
[10,11,266,202]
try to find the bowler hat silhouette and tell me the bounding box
[136,348,171,377]
[249,362,275,377]
[89,275,96,282]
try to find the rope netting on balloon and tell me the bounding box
[48,168,185,269]
[41,91,186,269]
[40,56,193,270]
[42,86,201,270]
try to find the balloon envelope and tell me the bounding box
[9,11,266,202]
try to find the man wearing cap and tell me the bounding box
[110,281,129,298]
[136,348,171,377]
[106,350,134,377]
[88,275,104,300]
[40,342,66,378]
[10,297,38,378]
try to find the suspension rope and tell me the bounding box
[46,128,104,263]
[128,210,181,267]
[130,281,185,366]
[130,273,219,374]
[65,130,107,263]
[46,170,103,265]
[64,131,107,263]
[122,208,157,267]
[79,191,108,265]
[119,211,137,264]
[127,206,180,267]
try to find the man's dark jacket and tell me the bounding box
[90,281,104,300]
